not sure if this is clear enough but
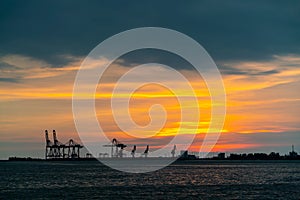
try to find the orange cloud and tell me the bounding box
[1,54,300,155]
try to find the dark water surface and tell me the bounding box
[1,160,300,199]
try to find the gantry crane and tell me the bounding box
[44,130,83,159]
[103,138,127,157]
[45,130,53,159]
[171,145,176,157]
[131,145,136,158]
[142,145,149,158]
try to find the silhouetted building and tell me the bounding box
[179,150,196,160]
[218,153,225,159]
[180,150,188,158]
[289,145,298,159]
[269,152,280,160]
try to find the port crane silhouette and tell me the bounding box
[131,145,137,158]
[171,145,176,157]
[44,130,83,159]
[103,138,127,158]
[142,145,149,158]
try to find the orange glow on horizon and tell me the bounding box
[1,55,300,153]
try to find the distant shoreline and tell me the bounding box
[2,156,300,163]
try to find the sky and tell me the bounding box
[1,1,300,159]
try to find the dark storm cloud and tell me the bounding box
[0,0,299,67]
[114,49,282,76]
[0,77,19,83]
[220,65,280,76]
[0,62,16,69]
[0,61,21,82]
[258,69,280,75]
[114,49,195,71]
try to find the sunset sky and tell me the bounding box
[1,1,300,159]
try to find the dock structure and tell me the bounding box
[103,139,152,158]
[44,132,177,159]
[171,145,176,158]
[44,130,83,159]
[103,138,127,158]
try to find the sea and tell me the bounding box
[1,160,300,199]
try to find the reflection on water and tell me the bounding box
[1,161,300,199]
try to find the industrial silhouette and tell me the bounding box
[44,130,83,159]
[36,130,300,161]
[142,145,149,158]
[103,138,152,158]
[103,138,127,158]
[8,138,300,161]
[171,145,176,157]
[131,145,136,158]
[43,129,181,159]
